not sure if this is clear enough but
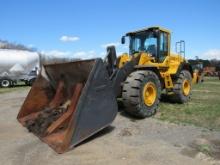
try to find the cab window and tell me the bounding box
[159,32,169,62]
[130,32,158,57]
[144,37,157,57]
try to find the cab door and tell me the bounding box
[159,32,169,62]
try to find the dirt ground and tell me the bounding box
[0,88,220,165]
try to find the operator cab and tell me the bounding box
[121,27,170,62]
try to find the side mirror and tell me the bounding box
[121,36,125,44]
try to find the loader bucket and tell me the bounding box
[17,59,118,153]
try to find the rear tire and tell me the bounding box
[122,70,161,118]
[172,70,192,103]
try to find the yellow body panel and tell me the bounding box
[118,52,186,89]
[138,53,184,71]
[138,52,156,65]
[118,53,131,68]
[192,72,198,84]
[192,70,204,84]
[139,53,185,88]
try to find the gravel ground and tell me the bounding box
[0,88,220,165]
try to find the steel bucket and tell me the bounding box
[17,59,118,153]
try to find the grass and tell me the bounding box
[156,77,220,131]
[0,84,30,94]
[198,144,212,156]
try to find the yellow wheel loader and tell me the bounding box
[191,61,205,84]
[17,26,193,153]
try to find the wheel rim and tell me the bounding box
[142,82,157,106]
[182,79,190,96]
[2,80,10,87]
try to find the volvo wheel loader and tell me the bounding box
[17,26,193,153]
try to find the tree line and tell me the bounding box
[188,59,220,71]
[0,39,36,51]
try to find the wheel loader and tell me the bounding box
[17,26,193,153]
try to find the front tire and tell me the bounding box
[122,70,161,118]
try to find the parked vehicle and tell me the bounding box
[0,49,39,87]
[203,67,218,77]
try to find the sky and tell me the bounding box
[0,0,220,59]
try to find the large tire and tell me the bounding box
[122,70,161,118]
[172,70,192,103]
[1,79,11,88]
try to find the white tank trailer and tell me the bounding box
[0,49,40,87]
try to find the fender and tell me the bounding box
[175,62,193,78]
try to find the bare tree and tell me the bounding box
[0,39,36,51]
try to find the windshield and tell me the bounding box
[130,31,158,56]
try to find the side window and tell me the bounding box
[144,38,157,50]
[144,37,157,57]
[159,32,168,61]
[133,38,141,52]
[160,32,168,52]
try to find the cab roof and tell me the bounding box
[126,26,171,36]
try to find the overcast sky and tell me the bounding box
[0,0,220,59]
